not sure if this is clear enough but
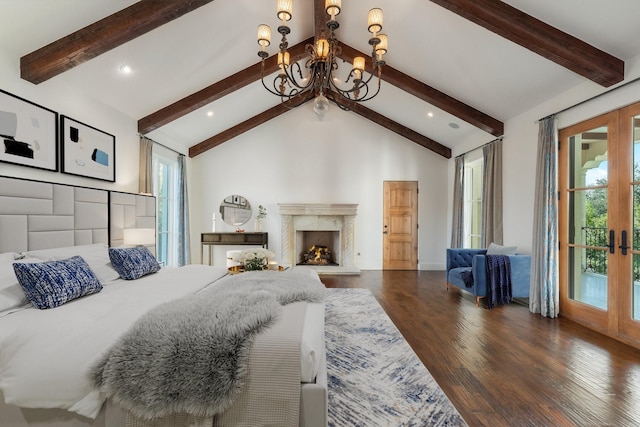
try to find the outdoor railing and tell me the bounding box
[582,226,640,280]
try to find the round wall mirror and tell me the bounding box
[220,195,252,226]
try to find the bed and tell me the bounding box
[0,176,328,427]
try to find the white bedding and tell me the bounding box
[0,265,228,418]
[0,264,325,419]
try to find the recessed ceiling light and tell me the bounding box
[119,65,132,74]
[207,111,214,117]
[449,122,460,129]
[427,111,434,118]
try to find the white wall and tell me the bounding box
[0,49,139,192]
[190,103,450,270]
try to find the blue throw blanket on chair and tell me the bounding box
[485,255,512,309]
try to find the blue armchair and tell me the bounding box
[446,248,531,307]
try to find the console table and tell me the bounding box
[201,232,268,265]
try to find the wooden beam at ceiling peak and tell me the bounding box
[339,43,504,137]
[330,92,452,159]
[429,0,624,87]
[188,90,451,159]
[20,0,214,84]
[314,0,327,40]
[139,37,313,134]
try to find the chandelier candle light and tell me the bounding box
[257,0,388,115]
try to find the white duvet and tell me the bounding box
[0,265,229,419]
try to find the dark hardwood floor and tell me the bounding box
[320,270,640,427]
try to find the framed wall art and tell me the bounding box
[0,89,58,171]
[61,115,115,182]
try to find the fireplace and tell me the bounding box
[297,230,339,265]
[279,203,360,275]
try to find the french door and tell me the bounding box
[559,102,640,345]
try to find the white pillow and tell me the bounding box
[24,244,120,285]
[0,252,19,262]
[486,242,518,256]
[0,256,40,316]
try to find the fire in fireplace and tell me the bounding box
[299,244,338,266]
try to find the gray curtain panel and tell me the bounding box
[177,154,191,266]
[481,140,503,247]
[139,137,153,195]
[530,116,559,317]
[451,155,465,248]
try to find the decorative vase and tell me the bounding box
[255,218,263,232]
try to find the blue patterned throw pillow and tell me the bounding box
[13,256,103,309]
[108,246,161,280]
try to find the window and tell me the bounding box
[463,155,484,248]
[153,151,179,266]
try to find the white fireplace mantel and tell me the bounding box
[278,203,360,275]
[278,203,358,216]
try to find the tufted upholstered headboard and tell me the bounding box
[109,191,156,248]
[0,176,155,254]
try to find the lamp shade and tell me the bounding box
[278,51,290,68]
[123,228,155,246]
[375,34,388,56]
[315,38,330,59]
[325,0,341,19]
[352,56,365,73]
[368,8,383,34]
[277,0,292,22]
[257,24,271,47]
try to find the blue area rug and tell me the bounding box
[325,288,467,426]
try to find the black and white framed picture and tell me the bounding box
[0,89,58,171]
[61,115,115,182]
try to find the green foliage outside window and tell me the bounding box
[584,169,640,280]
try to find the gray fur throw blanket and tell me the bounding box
[90,270,326,420]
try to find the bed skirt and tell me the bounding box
[0,375,327,427]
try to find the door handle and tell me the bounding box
[383,225,388,234]
[619,230,629,255]
[608,229,615,254]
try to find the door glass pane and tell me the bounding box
[463,157,483,248]
[632,116,640,320]
[156,161,170,266]
[568,127,608,310]
[633,256,640,320]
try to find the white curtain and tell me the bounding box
[451,155,465,248]
[481,140,503,247]
[530,117,559,317]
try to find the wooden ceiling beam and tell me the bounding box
[330,92,452,159]
[138,38,313,134]
[339,43,504,137]
[188,92,314,157]
[314,0,326,39]
[20,0,214,84]
[429,0,624,87]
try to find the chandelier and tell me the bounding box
[256,0,388,115]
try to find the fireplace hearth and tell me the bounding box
[279,203,360,275]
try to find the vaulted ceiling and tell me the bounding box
[5,0,640,159]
